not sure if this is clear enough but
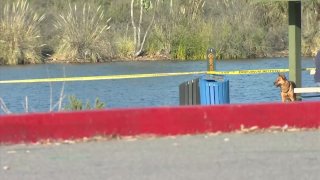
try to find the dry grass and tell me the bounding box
[0,0,45,65]
[54,3,112,62]
[115,36,135,58]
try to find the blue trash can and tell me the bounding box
[199,75,230,105]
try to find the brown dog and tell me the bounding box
[274,73,296,102]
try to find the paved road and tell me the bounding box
[1,131,320,180]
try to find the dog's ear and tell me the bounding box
[279,73,287,80]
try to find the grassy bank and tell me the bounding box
[0,0,319,65]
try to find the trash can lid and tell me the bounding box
[201,74,225,81]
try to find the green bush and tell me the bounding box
[64,95,105,111]
[0,0,45,65]
[54,3,112,62]
[209,2,275,60]
[115,36,135,58]
[145,24,170,56]
[170,21,210,60]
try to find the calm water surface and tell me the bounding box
[0,58,317,114]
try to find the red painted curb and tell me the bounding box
[1,102,320,144]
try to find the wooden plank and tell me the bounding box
[301,94,320,98]
[310,69,316,75]
[294,87,320,93]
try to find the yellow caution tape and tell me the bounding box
[207,68,289,75]
[303,67,316,71]
[208,68,316,75]
[0,71,206,84]
[0,68,316,84]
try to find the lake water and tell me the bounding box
[0,58,317,114]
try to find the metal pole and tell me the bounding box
[288,1,301,88]
[207,48,216,72]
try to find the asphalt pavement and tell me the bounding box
[1,130,320,180]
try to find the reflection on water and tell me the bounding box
[0,58,317,113]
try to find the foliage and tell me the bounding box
[130,0,159,57]
[0,0,45,65]
[208,1,285,59]
[2,0,320,63]
[115,36,135,58]
[302,1,320,56]
[64,95,105,111]
[54,3,112,62]
[170,23,210,60]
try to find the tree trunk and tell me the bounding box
[130,0,137,47]
[130,0,159,57]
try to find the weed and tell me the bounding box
[0,0,45,65]
[64,95,105,111]
[54,3,112,62]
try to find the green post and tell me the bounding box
[288,1,301,88]
[207,48,216,72]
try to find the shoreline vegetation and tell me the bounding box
[0,0,320,65]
